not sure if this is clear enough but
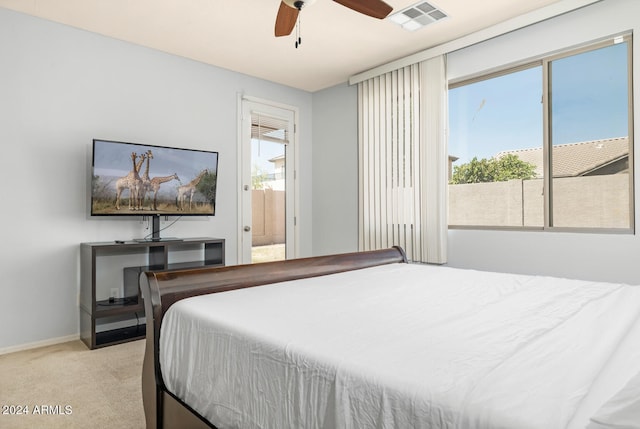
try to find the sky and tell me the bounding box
[448,41,629,165]
[252,139,285,174]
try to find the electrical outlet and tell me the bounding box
[110,288,119,300]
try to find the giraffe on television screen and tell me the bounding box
[114,152,143,210]
[176,169,208,211]
[149,173,180,211]
[137,150,154,209]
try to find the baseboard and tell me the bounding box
[0,334,80,356]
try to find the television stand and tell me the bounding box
[80,237,225,349]
[133,237,183,243]
[136,214,181,242]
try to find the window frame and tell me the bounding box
[447,34,634,234]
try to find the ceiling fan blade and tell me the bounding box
[333,0,393,19]
[275,1,299,37]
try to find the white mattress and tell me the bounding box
[159,263,640,429]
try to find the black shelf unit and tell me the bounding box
[80,237,225,349]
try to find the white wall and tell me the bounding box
[311,83,359,256]
[446,0,640,284]
[0,7,313,351]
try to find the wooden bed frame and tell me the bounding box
[139,247,408,429]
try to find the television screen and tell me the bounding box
[91,139,218,216]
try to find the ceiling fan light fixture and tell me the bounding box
[275,0,393,41]
[283,0,316,10]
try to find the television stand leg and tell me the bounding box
[151,215,161,241]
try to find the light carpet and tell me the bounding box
[0,339,145,429]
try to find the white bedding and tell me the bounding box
[160,263,640,429]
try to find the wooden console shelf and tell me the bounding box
[80,237,225,349]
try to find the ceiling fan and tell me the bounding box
[275,0,393,39]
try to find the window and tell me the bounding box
[449,65,543,227]
[448,35,633,231]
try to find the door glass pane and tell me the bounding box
[448,66,543,227]
[251,115,287,263]
[549,42,630,228]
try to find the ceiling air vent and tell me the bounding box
[388,1,448,32]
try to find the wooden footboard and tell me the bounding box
[139,247,407,429]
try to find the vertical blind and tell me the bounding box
[421,56,447,264]
[358,57,447,264]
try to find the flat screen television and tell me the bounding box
[91,139,219,239]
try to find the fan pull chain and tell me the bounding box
[295,14,302,48]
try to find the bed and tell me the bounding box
[139,247,640,429]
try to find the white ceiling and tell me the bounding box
[0,0,566,92]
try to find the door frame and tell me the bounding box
[237,94,299,264]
